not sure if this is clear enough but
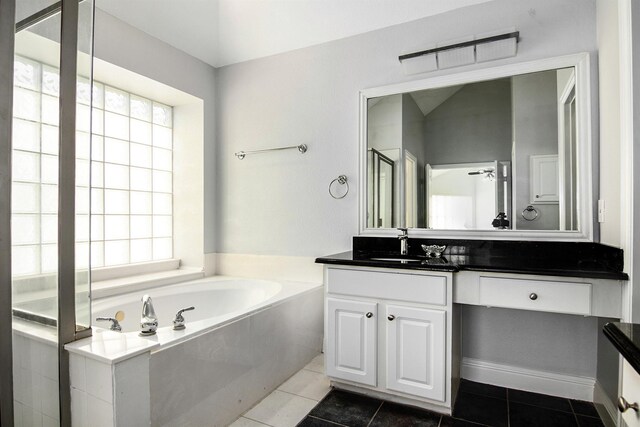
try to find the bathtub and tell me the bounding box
[93,277,295,339]
[68,276,324,427]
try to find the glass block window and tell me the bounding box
[12,55,173,275]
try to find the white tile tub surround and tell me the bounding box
[12,322,60,427]
[149,286,324,426]
[68,352,151,427]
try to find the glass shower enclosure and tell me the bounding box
[1,0,94,424]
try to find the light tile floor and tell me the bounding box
[230,354,330,427]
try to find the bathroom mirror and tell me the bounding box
[359,54,593,240]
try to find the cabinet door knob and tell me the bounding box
[529,293,538,300]
[388,315,396,321]
[618,396,639,413]
[366,312,373,318]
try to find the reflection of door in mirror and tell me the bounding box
[558,70,577,231]
[426,162,498,229]
[405,150,418,228]
[368,148,395,228]
[513,69,570,231]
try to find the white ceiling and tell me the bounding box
[96,0,494,68]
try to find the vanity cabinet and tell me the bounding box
[385,304,446,401]
[326,298,377,386]
[621,360,640,427]
[325,266,457,412]
[455,271,622,318]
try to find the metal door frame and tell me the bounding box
[2,1,91,424]
[0,0,17,424]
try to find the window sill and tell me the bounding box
[91,267,204,299]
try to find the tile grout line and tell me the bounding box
[569,399,580,426]
[242,414,275,427]
[306,415,350,427]
[365,401,384,427]
[508,399,579,415]
[506,388,510,427]
[276,388,325,403]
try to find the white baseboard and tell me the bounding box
[207,252,323,284]
[461,357,595,401]
[593,380,619,427]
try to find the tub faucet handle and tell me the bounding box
[173,306,195,330]
[96,317,122,332]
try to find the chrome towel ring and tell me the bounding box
[521,205,539,221]
[329,175,349,199]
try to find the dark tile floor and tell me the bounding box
[297,380,605,427]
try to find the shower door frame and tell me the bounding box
[1,0,91,424]
[0,0,17,424]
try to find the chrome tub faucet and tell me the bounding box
[140,294,158,336]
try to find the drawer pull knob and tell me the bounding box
[618,396,639,413]
[529,293,538,300]
[388,315,396,321]
[366,312,373,318]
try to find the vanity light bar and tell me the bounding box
[398,31,520,62]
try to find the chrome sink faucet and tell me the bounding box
[397,227,409,255]
[140,294,158,336]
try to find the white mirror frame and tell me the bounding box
[358,53,594,241]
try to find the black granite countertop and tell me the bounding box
[604,323,640,375]
[315,237,629,281]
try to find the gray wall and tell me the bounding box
[215,0,599,257]
[462,306,598,377]
[93,6,218,253]
[423,79,512,165]
[215,0,601,378]
[368,95,402,152]
[512,70,560,230]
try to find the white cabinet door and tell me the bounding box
[386,304,446,401]
[621,360,640,427]
[530,154,559,203]
[326,298,377,386]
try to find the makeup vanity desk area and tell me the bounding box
[316,237,627,415]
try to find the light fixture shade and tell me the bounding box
[476,37,517,62]
[400,53,437,75]
[398,30,519,74]
[437,45,475,69]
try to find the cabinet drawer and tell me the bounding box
[327,268,447,306]
[479,276,591,315]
